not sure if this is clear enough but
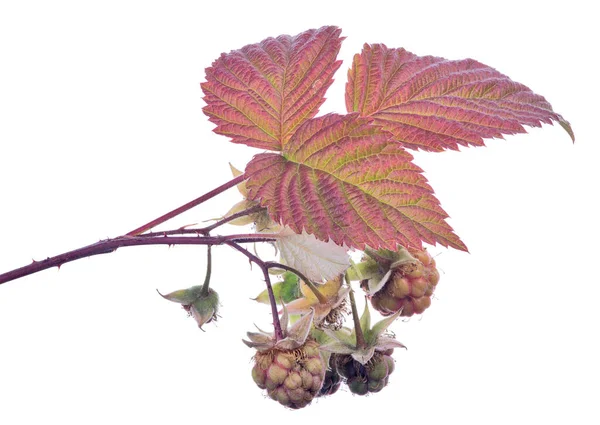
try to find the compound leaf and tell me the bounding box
[346,43,574,152]
[245,113,467,251]
[202,26,344,151]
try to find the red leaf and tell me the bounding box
[245,114,467,252]
[346,44,574,152]
[202,26,344,151]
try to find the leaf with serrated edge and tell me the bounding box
[346,44,574,152]
[276,227,350,282]
[246,113,467,251]
[202,26,343,151]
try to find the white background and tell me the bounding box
[1,1,598,423]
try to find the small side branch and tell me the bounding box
[226,241,284,341]
[126,174,246,236]
[200,204,265,235]
[137,204,266,238]
[264,261,327,304]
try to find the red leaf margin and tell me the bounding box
[202,27,574,253]
[201,26,344,151]
[346,43,574,152]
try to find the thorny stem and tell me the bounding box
[126,174,246,236]
[200,204,265,235]
[136,205,266,238]
[348,287,366,350]
[200,245,212,296]
[0,172,279,285]
[226,241,284,341]
[0,234,276,285]
[225,242,335,340]
[260,268,282,340]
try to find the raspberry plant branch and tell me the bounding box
[0,233,276,286]
[260,266,282,341]
[126,174,247,236]
[262,262,327,305]
[226,241,284,340]
[0,25,576,409]
[135,205,266,238]
[198,204,266,235]
[0,173,271,286]
[226,240,331,339]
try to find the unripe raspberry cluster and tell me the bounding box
[331,350,396,395]
[251,340,325,409]
[366,249,440,317]
[239,247,440,409]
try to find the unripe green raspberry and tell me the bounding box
[318,357,342,397]
[332,351,396,396]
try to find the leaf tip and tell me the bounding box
[559,119,575,143]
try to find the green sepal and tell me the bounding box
[367,309,402,345]
[190,288,219,329]
[359,301,371,333]
[345,258,381,281]
[157,285,204,304]
[320,304,405,365]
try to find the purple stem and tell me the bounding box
[226,241,284,341]
[264,261,327,304]
[138,204,266,238]
[126,174,246,236]
[0,234,275,286]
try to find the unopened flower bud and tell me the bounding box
[189,289,219,329]
[158,286,219,330]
